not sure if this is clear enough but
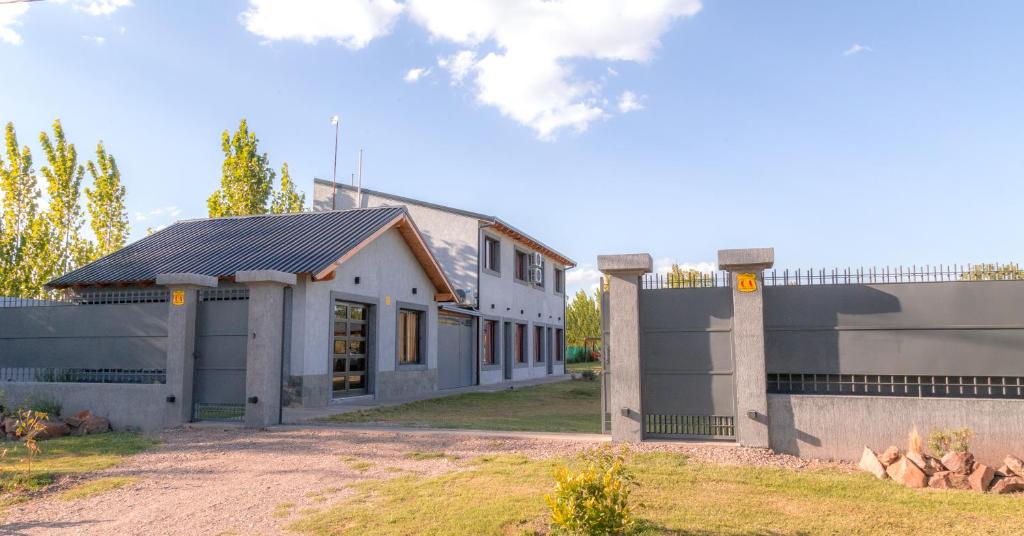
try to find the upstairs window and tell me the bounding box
[554,268,565,294]
[514,250,528,282]
[483,236,501,273]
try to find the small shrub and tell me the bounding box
[545,446,637,536]
[26,396,62,417]
[928,427,973,456]
[15,409,48,477]
[580,370,596,381]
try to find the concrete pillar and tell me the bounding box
[717,248,774,448]
[156,273,218,427]
[597,254,653,443]
[236,270,297,429]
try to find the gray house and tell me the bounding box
[34,206,464,425]
[314,181,577,388]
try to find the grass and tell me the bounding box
[320,378,601,433]
[59,476,137,501]
[404,451,458,462]
[565,360,602,373]
[0,432,155,497]
[290,452,1024,536]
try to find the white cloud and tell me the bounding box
[52,0,133,16]
[844,43,872,56]
[0,4,29,46]
[238,0,701,139]
[403,67,430,83]
[240,0,404,49]
[617,90,644,113]
[652,257,716,275]
[82,35,106,45]
[408,0,701,139]
[566,266,603,294]
[135,206,181,222]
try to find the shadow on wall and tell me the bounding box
[420,232,477,298]
[764,284,902,453]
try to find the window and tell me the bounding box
[514,250,528,282]
[515,323,527,364]
[555,329,564,362]
[554,268,564,294]
[483,319,498,365]
[483,236,501,273]
[535,325,545,363]
[398,309,422,365]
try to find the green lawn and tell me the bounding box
[291,452,1024,535]
[0,432,155,500]
[321,378,601,433]
[565,360,602,373]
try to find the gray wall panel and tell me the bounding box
[0,303,167,369]
[764,281,1024,375]
[639,287,733,331]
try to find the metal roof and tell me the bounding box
[48,206,409,288]
[314,180,577,268]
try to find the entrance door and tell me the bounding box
[332,300,369,398]
[193,289,249,421]
[438,313,475,389]
[502,321,513,380]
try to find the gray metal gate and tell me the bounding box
[193,288,249,421]
[639,285,736,440]
[438,313,475,389]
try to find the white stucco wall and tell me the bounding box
[289,228,438,404]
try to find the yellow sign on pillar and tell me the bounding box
[385,295,392,305]
[736,273,758,293]
[171,290,185,306]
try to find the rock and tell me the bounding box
[878,446,901,467]
[1003,455,1024,477]
[928,471,951,489]
[990,476,1024,495]
[81,415,111,435]
[74,409,93,420]
[61,415,84,429]
[969,464,995,492]
[35,421,71,440]
[2,417,18,436]
[948,473,972,491]
[995,465,1010,477]
[859,447,888,479]
[886,456,928,489]
[941,452,975,475]
[906,452,944,476]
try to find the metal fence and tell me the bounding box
[0,367,166,384]
[642,271,731,290]
[0,289,169,307]
[763,263,1024,286]
[767,373,1024,399]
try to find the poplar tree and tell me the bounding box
[208,119,275,217]
[85,141,129,258]
[0,122,40,295]
[39,119,89,281]
[565,289,602,346]
[270,162,305,214]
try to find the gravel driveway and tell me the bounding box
[0,426,842,535]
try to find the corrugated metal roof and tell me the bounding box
[48,206,407,288]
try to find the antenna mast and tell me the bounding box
[356,148,364,208]
[330,115,340,210]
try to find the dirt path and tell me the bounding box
[0,426,839,535]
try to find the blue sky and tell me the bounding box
[1,0,1021,294]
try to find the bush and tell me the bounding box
[22,396,63,418]
[580,370,597,381]
[928,427,973,456]
[545,446,637,535]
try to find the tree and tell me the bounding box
[85,141,129,258]
[39,119,89,281]
[0,122,44,296]
[665,263,709,288]
[208,119,275,217]
[960,263,1024,281]
[565,289,601,347]
[270,162,305,214]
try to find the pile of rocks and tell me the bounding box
[1,410,111,441]
[859,445,1024,494]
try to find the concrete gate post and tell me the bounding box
[717,248,774,448]
[156,273,219,427]
[236,270,296,429]
[597,254,653,443]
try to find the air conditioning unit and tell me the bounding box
[529,266,544,285]
[528,252,544,268]
[455,288,478,307]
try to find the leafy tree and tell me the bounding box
[85,141,129,258]
[0,122,46,296]
[565,289,601,347]
[39,119,89,281]
[271,162,305,214]
[665,263,708,288]
[208,119,275,217]
[960,263,1024,281]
